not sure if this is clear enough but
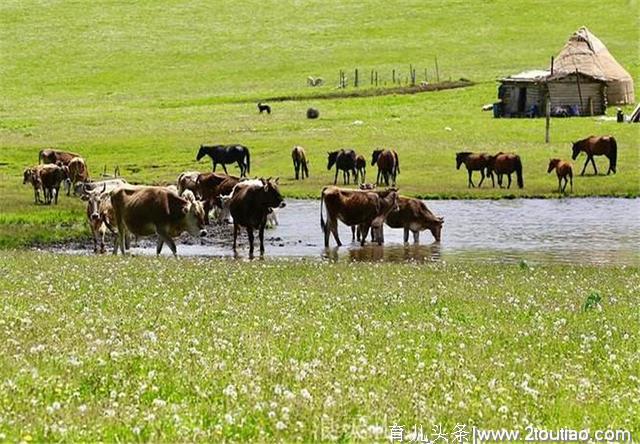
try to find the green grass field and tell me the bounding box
[0,253,638,441]
[1,0,639,246]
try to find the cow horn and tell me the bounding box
[438,216,444,222]
[101,183,107,193]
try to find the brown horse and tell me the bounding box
[547,159,573,192]
[355,155,367,183]
[487,153,523,189]
[456,152,493,187]
[371,149,399,186]
[571,135,617,176]
[291,145,309,180]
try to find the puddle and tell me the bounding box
[57,197,639,265]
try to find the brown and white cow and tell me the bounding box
[177,171,202,198]
[66,157,89,195]
[23,167,44,204]
[385,196,444,243]
[196,172,240,224]
[228,178,285,256]
[81,183,117,253]
[38,164,68,204]
[38,148,81,166]
[110,186,207,256]
[320,186,399,247]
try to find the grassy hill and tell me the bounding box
[0,0,638,246]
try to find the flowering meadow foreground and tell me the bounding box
[0,252,638,442]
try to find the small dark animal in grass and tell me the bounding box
[371,149,400,186]
[355,155,367,183]
[196,172,240,224]
[257,102,271,114]
[487,153,524,189]
[456,152,493,188]
[571,135,617,176]
[307,108,319,119]
[38,163,68,204]
[291,145,309,180]
[110,186,207,256]
[229,178,285,257]
[38,148,81,166]
[196,144,251,177]
[320,186,399,247]
[547,159,573,193]
[327,149,357,185]
[23,167,43,204]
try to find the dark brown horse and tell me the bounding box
[355,155,366,183]
[547,159,573,193]
[371,149,399,186]
[327,149,357,185]
[291,145,309,180]
[456,152,493,187]
[571,135,617,176]
[487,153,523,189]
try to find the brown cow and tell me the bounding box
[110,186,207,256]
[66,157,89,195]
[23,167,44,204]
[177,171,202,198]
[320,186,399,247]
[385,197,444,243]
[38,164,68,204]
[81,184,117,253]
[39,148,81,166]
[196,172,240,224]
[228,178,285,257]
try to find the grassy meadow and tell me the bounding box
[1,0,639,246]
[0,253,638,441]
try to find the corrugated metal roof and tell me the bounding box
[501,70,550,82]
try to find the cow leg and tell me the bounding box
[156,228,177,256]
[330,220,341,247]
[91,228,99,253]
[246,227,255,257]
[359,224,370,246]
[468,169,474,188]
[233,224,239,250]
[413,230,420,244]
[404,227,410,243]
[351,226,356,242]
[334,169,338,185]
[259,224,265,255]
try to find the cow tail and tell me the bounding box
[245,149,251,174]
[38,150,43,164]
[609,136,617,173]
[515,156,524,189]
[395,152,400,175]
[320,188,326,232]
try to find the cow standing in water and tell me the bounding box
[385,197,444,243]
[228,178,285,257]
[320,186,399,247]
[82,184,117,253]
[110,186,207,256]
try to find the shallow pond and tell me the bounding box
[63,197,640,265]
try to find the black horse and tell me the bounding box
[327,149,357,184]
[196,144,251,177]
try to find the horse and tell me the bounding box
[291,145,309,180]
[371,149,399,186]
[456,152,493,188]
[327,150,357,185]
[257,102,271,114]
[355,155,366,183]
[547,159,573,193]
[571,135,617,176]
[487,153,523,189]
[196,144,251,178]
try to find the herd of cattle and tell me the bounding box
[22,147,443,256]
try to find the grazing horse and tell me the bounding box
[456,152,493,188]
[371,149,399,186]
[196,144,251,177]
[547,159,573,193]
[487,153,524,189]
[327,149,357,185]
[571,135,617,176]
[291,146,309,180]
[355,155,366,183]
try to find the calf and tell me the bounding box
[39,148,80,165]
[385,196,444,243]
[39,164,68,204]
[228,178,285,256]
[82,184,117,253]
[23,167,44,204]
[177,171,202,198]
[110,186,207,256]
[320,186,399,247]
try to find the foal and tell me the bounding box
[547,159,573,193]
